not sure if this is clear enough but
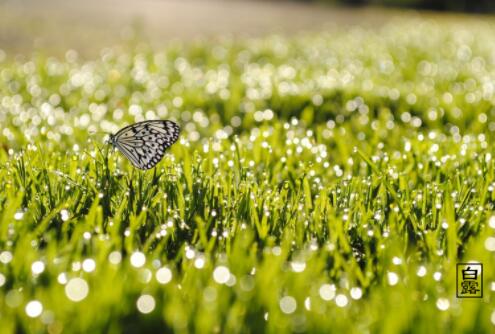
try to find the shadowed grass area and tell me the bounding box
[0,18,495,333]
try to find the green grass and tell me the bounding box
[1,18,495,333]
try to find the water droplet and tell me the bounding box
[136,294,155,314]
[213,266,230,284]
[279,296,297,314]
[290,261,306,273]
[319,284,336,301]
[14,210,24,220]
[350,287,362,300]
[304,297,311,310]
[272,246,282,256]
[485,237,495,251]
[240,275,254,291]
[489,216,495,229]
[203,286,217,302]
[65,278,89,302]
[226,274,236,287]
[387,272,399,286]
[335,294,348,307]
[40,310,55,325]
[5,290,22,308]
[156,267,172,284]
[57,273,68,284]
[194,257,205,269]
[0,251,13,264]
[417,266,427,277]
[130,252,146,268]
[436,298,450,311]
[108,251,122,265]
[25,300,43,318]
[138,269,152,283]
[82,259,96,273]
[31,261,45,275]
[185,248,195,259]
[60,209,70,222]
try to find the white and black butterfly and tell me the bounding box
[109,120,180,170]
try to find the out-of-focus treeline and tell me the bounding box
[309,0,494,12]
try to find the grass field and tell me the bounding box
[1,17,495,333]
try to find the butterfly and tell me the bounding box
[109,120,180,170]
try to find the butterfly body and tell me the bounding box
[109,120,180,170]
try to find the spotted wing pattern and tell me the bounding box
[110,120,180,170]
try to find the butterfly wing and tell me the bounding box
[112,120,180,170]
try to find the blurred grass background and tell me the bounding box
[312,0,494,12]
[1,0,491,57]
[0,1,495,333]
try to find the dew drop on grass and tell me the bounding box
[279,296,297,314]
[60,209,70,221]
[152,260,161,269]
[136,295,155,314]
[5,290,22,308]
[40,310,55,325]
[185,248,195,259]
[485,237,495,252]
[226,274,236,287]
[71,261,81,271]
[272,246,282,256]
[240,276,254,292]
[194,257,205,269]
[335,294,348,307]
[213,266,230,284]
[350,287,362,300]
[14,210,24,220]
[138,269,152,283]
[57,273,68,284]
[319,284,336,301]
[290,261,306,273]
[108,251,122,265]
[65,278,89,302]
[130,252,146,268]
[82,259,96,273]
[0,251,13,264]
[203,286,217,303]
[417,266,427,277]
[156,267,172,284]
[436,298,450,311]
[489,216,495,229]
[304,297,311,310]
[387,272,399,286]
[31,261,45,275]
[25,300,43,318]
